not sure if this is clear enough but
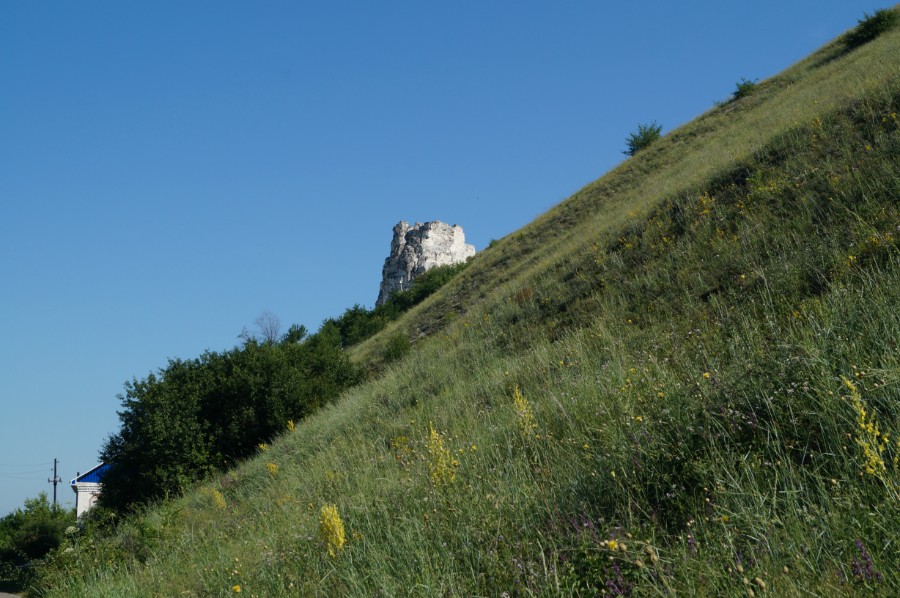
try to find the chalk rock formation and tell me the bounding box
[376,221,476,307]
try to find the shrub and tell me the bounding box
[844,9,898,49]
[383,333,411,363]
[733,77,758,100]
[623,121,662,156]
[0,494,73,591]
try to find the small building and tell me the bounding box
[70,463,110,517]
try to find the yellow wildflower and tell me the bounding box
[512,385,537,438]
[426,422,459,486]
[287,419,295,432]
[266,462,279,477]
[844,376,893,479]
[319,504,346,557]
[258,443,269,452]
[232,585,241,593]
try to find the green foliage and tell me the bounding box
[381,262,469,315]
[97,256,469,514]
[324,262,469,348]
[328,304,386,348]
[733,77,758,100]
[623,121,662,156]
[100,334,359,512]
[844,8,898,50]
[382,332,411,363]
[0,493,73,591]
[281,323,308,343]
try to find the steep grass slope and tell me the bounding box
[38,13,900,596]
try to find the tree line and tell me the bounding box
[98,262,469,513]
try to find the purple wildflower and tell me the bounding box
[850,539,882,584]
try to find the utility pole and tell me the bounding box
[48,458,62,505]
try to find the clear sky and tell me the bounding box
[0,1,887,515]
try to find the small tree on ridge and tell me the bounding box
[624,121,663,156]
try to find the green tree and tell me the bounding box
[623,121,663,156]
[100,333,359,513]
[0,493,73,590]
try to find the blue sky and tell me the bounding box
[0,1,886,515]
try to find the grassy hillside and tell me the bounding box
[37,11,900,596]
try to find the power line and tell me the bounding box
[0,462,51,468]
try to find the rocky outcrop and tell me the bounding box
[376,221,476,306]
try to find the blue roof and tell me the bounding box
[70,463,110,485]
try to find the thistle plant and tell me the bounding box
[319,504,346,557]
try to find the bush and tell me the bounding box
[383,333,411,363]
[623,121,662,156]
[733,77,758,100]
[844,9,898,49]
[0,494,73,591]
